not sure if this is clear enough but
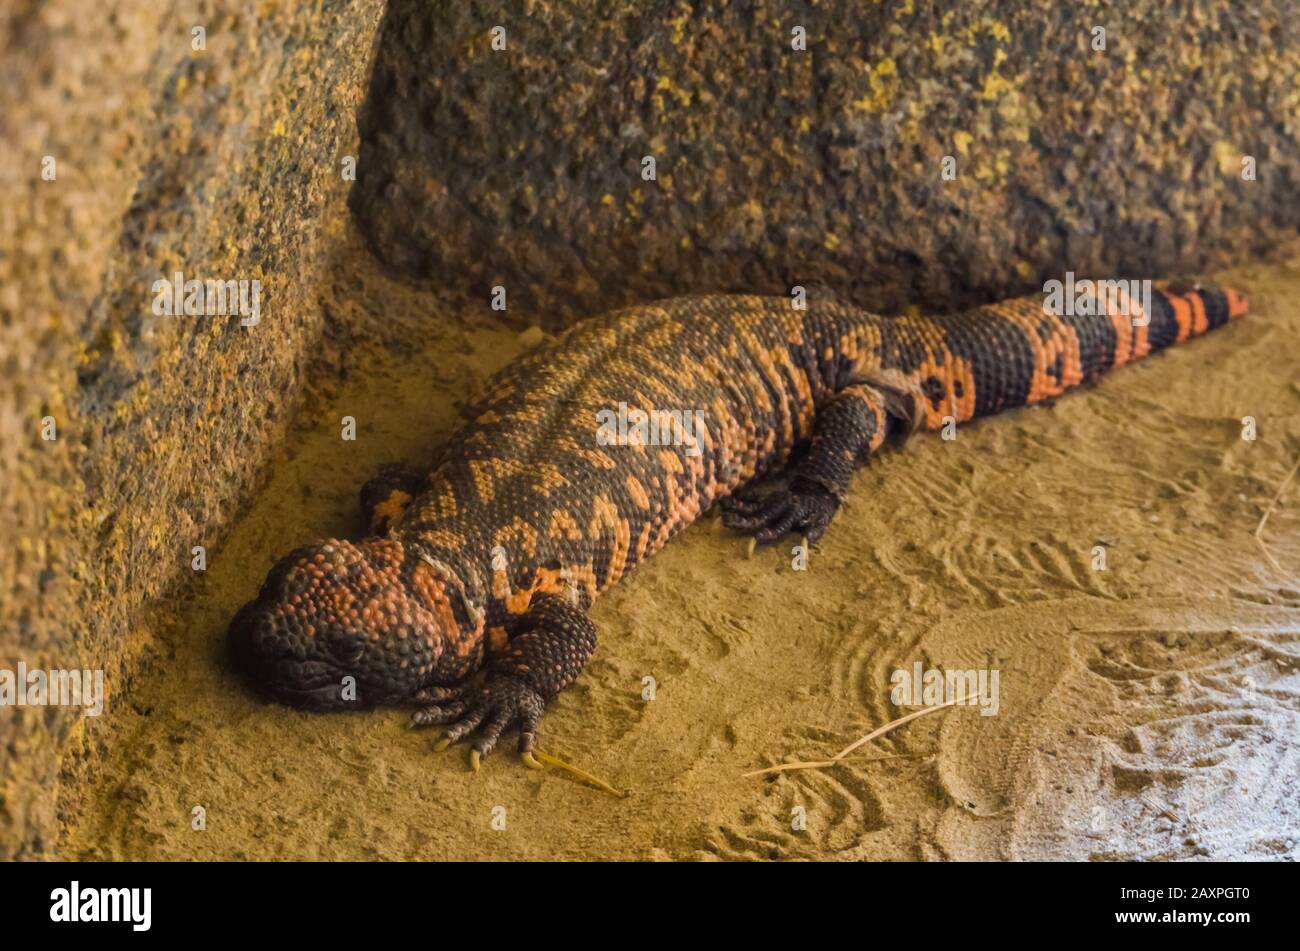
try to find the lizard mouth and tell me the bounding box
[255,678,357,710]
[244,659,368,710]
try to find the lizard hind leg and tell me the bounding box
[721,382,894,546]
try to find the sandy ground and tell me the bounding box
[62,236,1300,861]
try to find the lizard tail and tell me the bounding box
[1140,282,1249,361]
[871,279,1250,433]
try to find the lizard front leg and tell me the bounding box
[425,593,597,770]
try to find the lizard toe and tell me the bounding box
[789,477,840,544]
[470,706,515,758]
[409,701,468,728]
[439,696,491,746]
[721,493,790,532]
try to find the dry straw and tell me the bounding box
[743,698,959,779]
[1254,454,1299,572]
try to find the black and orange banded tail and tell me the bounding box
[1226,286,1250,320]
[1146,283,1249,355]
[910,279,1250,430]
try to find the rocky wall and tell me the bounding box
[0,0,386,858]
[352,0,1300,326]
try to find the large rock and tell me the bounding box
[352,0,1300,325]
[0,0,385,858]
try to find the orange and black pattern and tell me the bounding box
[230,282,1247,760]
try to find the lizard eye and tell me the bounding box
[329,634,365,665]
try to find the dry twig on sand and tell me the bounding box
[1254,454,1300,571]
[743,699,959,779]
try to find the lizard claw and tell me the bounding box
[430,674,546,767]
[721,476,840,545]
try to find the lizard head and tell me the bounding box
[229,538,470,710]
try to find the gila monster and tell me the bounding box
[230,282,1248,767]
